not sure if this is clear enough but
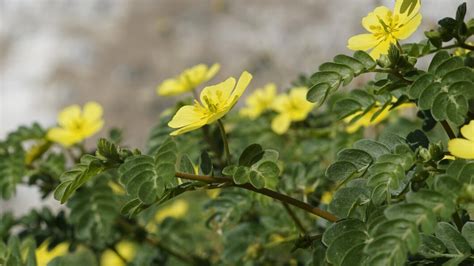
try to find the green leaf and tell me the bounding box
[428,51,450,73]
[54,155,104,204]
[233,166,249,185]
[310,71,342,92]
[441,67,474,84]
[95,138,122,165]
[322,219,366,247]
[434,175,462,198]
[372,219,420,253]
[353,139,390,160]
[326,231,367,266]
[326,161,358,182]
[431,92,449,121]
[307,83,331,105]
[336,149,373,171]
[329,186,370,220]
[365,236,406,266]
[435,222,471,255]
[408,73,435,99]
[435,57,464,77]
[461,222,474,249]
[333,54,365,75]
[418,82,441,110]
[248,170,265,189]
[334,99,362,119]
[340,243,367,266]
[238,144,264,167]
[67,177,119,247]
[418,234,447,258]
[406,189,455,220]
[353,50,375,70]
[119,140,177,205]
[0,154,25,199]
[178,155,195,174]
[446,95,468,125]
[256,161,279,180]
[385,203,436,233]
[200,151,213,175]
[458,162,474,184]
[319,62,354,85]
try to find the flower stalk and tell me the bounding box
[217,119,231,165]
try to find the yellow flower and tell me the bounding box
[347,0,422,59]
[344,99,415,133]
[155,199,189,222]
[47,102,104,147]
[35,241,69,266]
[455,42,474,56]
[271,87,314,134]
[240,83,277,119]
[146,199,189,232]
[344,106,390,133]
[448,120,474,159]
[321,191,333,205]
[100,241,136,266]
[157,63,220,96]
[168,71,252,136]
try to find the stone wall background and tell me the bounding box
[0,0,470,213]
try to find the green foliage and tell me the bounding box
[2,2,474,265]
[223,145,280,189]
[307,51,375,106]
[67,175,120,247]
[119,138,177,205]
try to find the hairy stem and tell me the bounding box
[217,119,231,165]
[174,172,338,222]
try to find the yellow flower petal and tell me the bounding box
[347,34,379,51]
[157,79,186,96]
[168,71,252,136]
[168,106,205,128]
[448,138,474,159]
[361,6,391,33]
[80,120,104,137]
[460,120,474,142]
[272,113,291,135]
[394,14,422,40]
[205,63,220,80]
[47,128,82,147]
[58,105,81,129]
[229,71,253,107]
[369,38,393,59]
[83,101,103,122]
[169,120,207,136]
[36,241,69,266]
[100,241,135,266]
[200,77,236,109]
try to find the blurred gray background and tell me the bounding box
[0,0,470,213]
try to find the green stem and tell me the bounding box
[217,119,231,165]
[174,172,338,222]
[370,69,412,84]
